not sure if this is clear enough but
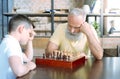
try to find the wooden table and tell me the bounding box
[17,57,120,79]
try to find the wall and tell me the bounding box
[101,37,120,57]
[14,0,84,11]
[13,0,84,36]
[101,37,120,49]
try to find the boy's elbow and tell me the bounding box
[14,66,30,77]
[15,70,25,77]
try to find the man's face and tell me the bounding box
[67,15,84,34]
[65,27,82,41]
[65,15,84,41]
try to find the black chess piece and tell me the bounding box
[68,55,70,61]
[43,53,46,58]
[59,52,62,59]
[57,51,61,59]
[52,51,54,58]
[63,54,67,60]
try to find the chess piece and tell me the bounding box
[63,54,67,60]
[49,53,52,58]
[68,55,70,60]
[56,51,59,59]
[53,50,60,59]
[57,51,62,59]
[52,51,56,58]
[43,53,46,58]
[59,52,62,59]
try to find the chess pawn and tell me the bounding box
[52,51,55,58]
[56,51,59,59]
[49,53,52,58]
[45,52,51,58]
[53,50,57,59]
[68,55,70,60]
[63,54,67,60]
[43,53,46,58]
[59,52,63,59]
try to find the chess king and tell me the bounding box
[45,8,103,60]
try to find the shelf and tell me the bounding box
[87,13,120,17]
[86,13,120,24]
[3,13,68,17]
[6,13,120,17]
[103,13,120,17]
[35,35,51,38]
[6,13,120,18]
[3,13,104,17]
[34,29,51,33]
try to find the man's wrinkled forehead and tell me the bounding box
[68,15,84,26]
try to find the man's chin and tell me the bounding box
[67,35,81,41]
[65,29,81,41]
[66,33,81,40]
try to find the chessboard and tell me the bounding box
[35,52,86,69]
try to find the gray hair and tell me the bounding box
[68,8,86,20]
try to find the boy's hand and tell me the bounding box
[29,30,36,41]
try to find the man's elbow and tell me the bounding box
[96,55,103,60]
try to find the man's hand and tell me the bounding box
[79,52,88,59]
[79,22,91,34]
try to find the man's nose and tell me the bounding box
[70,28,75,33]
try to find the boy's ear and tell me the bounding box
[18,25,24,33]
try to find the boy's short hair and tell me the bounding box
[8,14,35,33]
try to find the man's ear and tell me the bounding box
[17,25,24,33]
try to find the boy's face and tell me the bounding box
[20,25,34,45]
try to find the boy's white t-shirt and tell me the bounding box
[0,35,23,79]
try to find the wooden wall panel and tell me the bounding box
[33,38,49,49]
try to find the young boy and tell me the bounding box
[0,14,36,79]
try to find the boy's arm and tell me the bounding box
[23,30,36,61]
[9,56,36,77]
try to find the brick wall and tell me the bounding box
[14,0,84,11]
[13,0,84,36]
